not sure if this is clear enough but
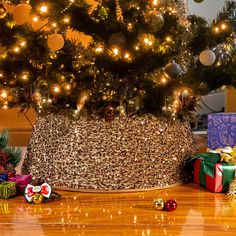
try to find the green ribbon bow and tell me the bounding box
[192,153,235,192]
[0,182,17,199]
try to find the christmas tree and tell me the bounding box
[0,0,235,120]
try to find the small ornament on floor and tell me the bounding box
[153,198,177,211]
[165,199,177,211]
[24,183,61,204]
[153,198,165,211]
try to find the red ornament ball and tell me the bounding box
[165,199,177,211]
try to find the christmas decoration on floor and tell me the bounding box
[0,130,21,177]
[0,0,235,191]
[24,183,61,204]
[153,198,177,211]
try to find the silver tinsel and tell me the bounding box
[22,113,196,191]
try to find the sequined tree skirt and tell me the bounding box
[22,113,196,191]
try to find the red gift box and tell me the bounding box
[9,175,32,195]
[193,154,236,193]
[194,159,224,192]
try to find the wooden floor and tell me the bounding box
[1,183,236,236]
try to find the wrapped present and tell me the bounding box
[208,113,236,150]
[9,175,32,195]
[0,182,17,199]
[0,174,8,183]
[7,171,16,179]
[193,153,236,192]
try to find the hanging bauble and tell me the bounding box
[47,33,65,51]
[153,198,165,211]
[164,61,183,78]
[0,4,7,18]
[165,199,177,211]
[13,3,32,25]
[145,11,164,33]
[213,43,232,66]
[32,91,42,104]
[109,33,126,48]
[194,0,204,3]
[199,49,216,66]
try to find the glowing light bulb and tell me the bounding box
[144,38,153,46]
[165,36,172,43]
[221,23,227,30]
[39,5,48,14]
[95,46,103,53]
[161,77,167,84]
[144,38,149,44]
[51,22,57,28]
[20,41,27,47]
[0,90,8,99]
[21,72,29,81]
[152,0,158,6]
[112,47,119,56]
[0,73,3,78]
[2,102,8,109]
[13,46,20,53]
[135,45,139,50]
[125,53,129,58]
[50,84,61,94]
[63,17,70,24]
[54,87,60,93]
[65,84,71,91]
[32,16,39,22]
[214,26,220,33]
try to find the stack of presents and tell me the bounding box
[0,130,32,199]
[193,113,236,194]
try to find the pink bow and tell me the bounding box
[25,183,52,203]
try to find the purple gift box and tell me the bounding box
[208,113,236,149]
[9,175,32,194]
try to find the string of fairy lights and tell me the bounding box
[0,0,235,118]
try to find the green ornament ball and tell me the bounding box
[154,198,165,211]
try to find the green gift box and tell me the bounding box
[0,182,17,199]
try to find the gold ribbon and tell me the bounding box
[116,0,123,22]
[207,146,236,164]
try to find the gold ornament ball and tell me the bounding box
[0,4,7,18]
[32,194,44,204]
[146,11,164,33]
[32,91,42,104]
[47,33,65,51]
[153,198,165,211]
[13,3,32,25]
